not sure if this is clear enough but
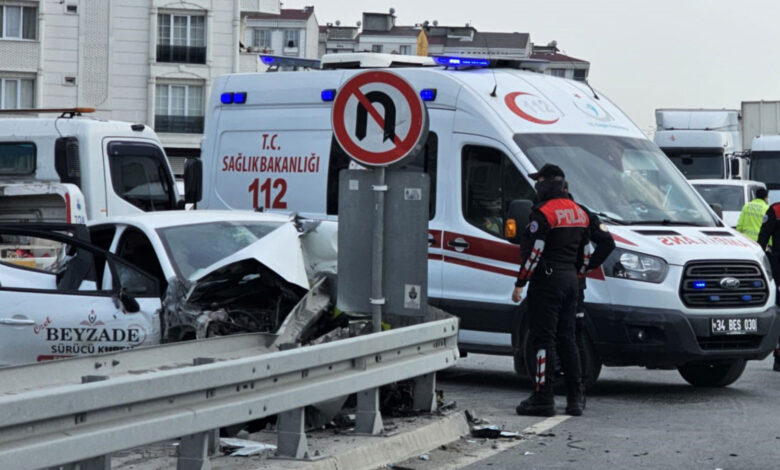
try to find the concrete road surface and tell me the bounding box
[412,353,780,469]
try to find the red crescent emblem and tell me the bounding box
[504,92,560,125]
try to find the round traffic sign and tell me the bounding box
[332,71,428,167]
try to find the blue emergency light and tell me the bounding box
[692,281,706,289]
[221,92,247,105]
[709,295,720,302]
[742,295,753,302]
[261,55,276,65]
[420,89,437,101]
[321,89,336,102]
[434,56,491,68]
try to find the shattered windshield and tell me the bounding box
[157,221,284,279]
[513,134,716,226]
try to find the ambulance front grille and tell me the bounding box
[680,261,768,308]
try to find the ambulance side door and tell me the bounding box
[441,137,536,336]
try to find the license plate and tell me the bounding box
[711,318,758,335]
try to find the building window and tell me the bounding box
[550,68,566,78]
[0,77,34,109]
[154,83,204,134]
[284,30,299,48]
[573,69,587,81]
[371,44,383,53]
[252,29,271,49]
[399,45,411,55]
[0,5,37,40]
[157,13,206,64]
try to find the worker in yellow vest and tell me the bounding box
[736,188,769,241]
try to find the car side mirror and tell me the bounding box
[730,159,740,178]
[505,199,534,244]
[710,203,724,220]
[117,288,140,314]
[55,137,82,188]
[184,158,203,206]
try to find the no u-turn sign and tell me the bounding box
[332,71,428,167]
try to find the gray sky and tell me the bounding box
[283,0,780,134]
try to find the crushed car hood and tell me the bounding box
[188,222,309,290]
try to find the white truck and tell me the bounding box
[741,101,780,203]
[193,53,780,387]
[654,109,744,180]
[0,108,183,223]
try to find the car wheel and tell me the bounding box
[677,360,747,387]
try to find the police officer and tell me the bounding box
[756,201,780,372]
[569,190,616,383]
[737,188,769,241]
[512,164,590,417]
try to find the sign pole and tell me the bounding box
[370,167,387,332]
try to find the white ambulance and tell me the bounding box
[197,53,780,387]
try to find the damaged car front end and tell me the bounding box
[158,217,337,342]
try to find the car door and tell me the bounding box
[441,137,536,338]
[0,226,162,367]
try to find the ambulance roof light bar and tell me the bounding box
[433,55,549,72]
[259,54,321,71]
[0,107,96,118]
[320,53,436,69]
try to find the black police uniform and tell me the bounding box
[574,205,616,380]
[756,203,780,371]
[515,166,590,417]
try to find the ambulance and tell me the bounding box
[197,53,780,387]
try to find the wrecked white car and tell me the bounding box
[0,211,337,367]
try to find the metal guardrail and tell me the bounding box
[0,314,459,470]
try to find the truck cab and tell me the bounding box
[653,109,743,180]
[0,109,180,222]
[747,135,780,204]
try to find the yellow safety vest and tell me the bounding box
[736,198,768,241]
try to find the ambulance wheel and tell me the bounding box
[677,360,746,387]
[514,327,602,391]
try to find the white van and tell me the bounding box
[198,54,780,387]
[690,179,766,228]
[0,109,181,222]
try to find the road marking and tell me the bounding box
[522,414,570,435]
[420,415,571,469]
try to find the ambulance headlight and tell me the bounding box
[761,252,773,282]
[603,249,668,283]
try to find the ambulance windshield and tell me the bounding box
[513,133,717,226]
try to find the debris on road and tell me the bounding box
[219,438,276,456]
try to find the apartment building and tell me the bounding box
[531,41,590,81]
[0,0,280,172]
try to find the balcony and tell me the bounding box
[154,115,204,134]
[156,45,206,64]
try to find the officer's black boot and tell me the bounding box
[565,382,585,416]
[773,349,780,372]
[516,386,555,417]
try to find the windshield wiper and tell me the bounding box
[592,211,628,225]
[578,205,628,225]
[624,219,708,227]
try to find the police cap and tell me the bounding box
[528,163,565,181]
